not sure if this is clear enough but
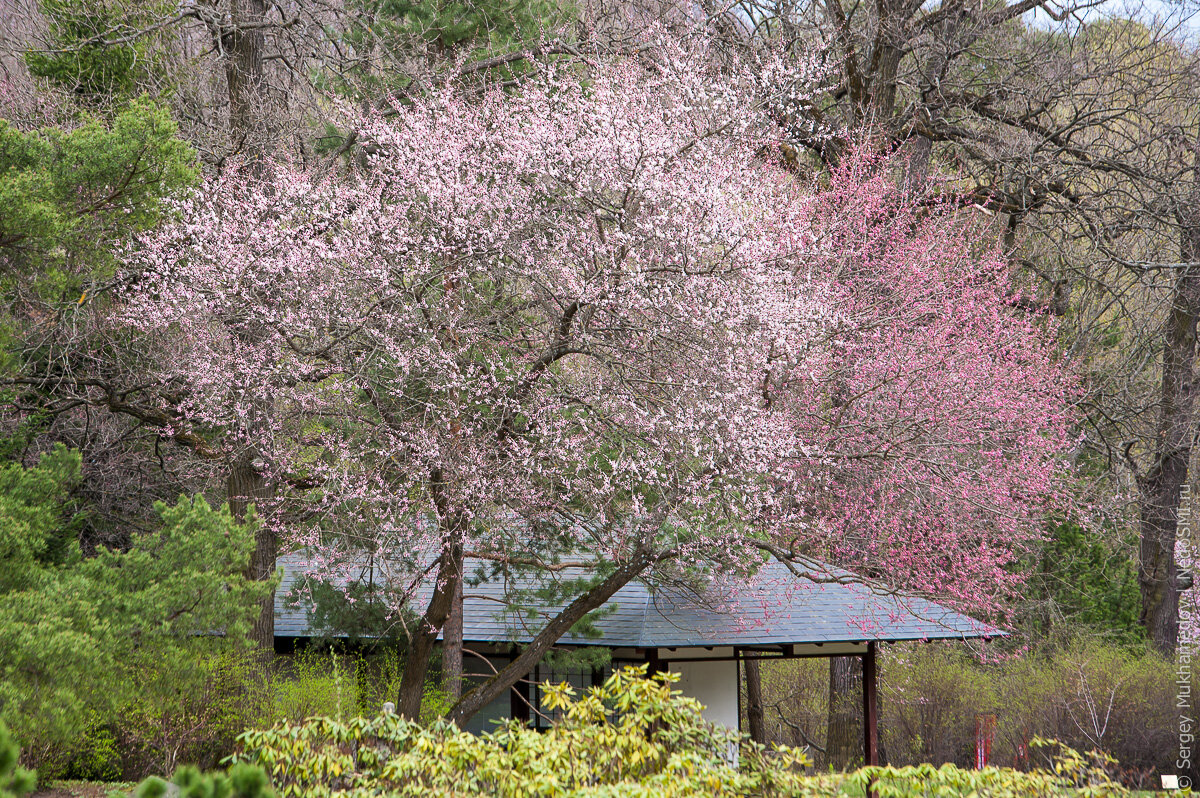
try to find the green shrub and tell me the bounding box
[229,666,814,797]
[0,451,272,780]
[269,647,448,726]
[271,650,358,723]
[847,748,1127,798]
[61,718,122,782]
[137,670,1126,798]
[113,647,280,779]
[135,763,274,798]
[881,644,995,767]
[22,644,433,782]
[0,722,35,798]
[993,640,1174,779]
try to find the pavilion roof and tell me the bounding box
[274,552,1004,648]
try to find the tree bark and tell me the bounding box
[228,447,276,648]
[443,566,464,700]
[744,657,767,745]
[395,466,465,719]
[826,655,864,770]
[396,541,463,718]
[221,0,273,650]
[444,547,657,726]
[868,44,903,124]
[223,0,268,150]
[902,6,964,193]
[1139,153,1200,655]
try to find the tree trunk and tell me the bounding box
[868,43,903,123]
[443,566,464,700]
[865,0,919,124]
[744,657,767,745]
[826,656,863,770]
[1139,159,1200,655]
[224,0,268,150]
[444,548,657,726]
[221,0,273,650]
[396,466,465,719]
[903,9,963,193]
[228,447,276,649]
[396,540,463,719]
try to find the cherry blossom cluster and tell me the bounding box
[115,35,1073,626]
[770,157,1076,617]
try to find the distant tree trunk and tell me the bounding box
[223,0,268,151]
[229,445,276,649]
[903,8,964,193]
[744,658,767,744]
[221,0,274,650]
[826,656,863,770]
[867,44,903,122]
[1139,148,1200,655]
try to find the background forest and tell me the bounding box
[0,0,1195,791]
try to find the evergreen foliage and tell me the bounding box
[0,96,196,295]
[24,0,176,100]
[329,0,575,97]
[0,723,34,798]
[135,763,274,798]
[1033,520,1143,643]
[0,445,273,774]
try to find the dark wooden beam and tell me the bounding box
[509,649,531,725]
[862,641,879,766]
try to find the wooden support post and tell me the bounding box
[862,641,879,766]
[510,649,531,725]
[646,648,665,677]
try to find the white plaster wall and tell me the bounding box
[671,659,740,730]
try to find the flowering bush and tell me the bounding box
[229,667,813,797]
[204,668,1126,798]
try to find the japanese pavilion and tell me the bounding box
[273,553,1003,765]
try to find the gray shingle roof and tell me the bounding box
[275,552,1004,647]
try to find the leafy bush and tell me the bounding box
[847,744,1129,798]
[882,645,995,767]
[214,668,1133,798]
[0,446,273,779]
[135,763,274,798]
[108,646,397,779]
[993,641,1174,781]
[0,723,34,798]
[229,666,815,798]
[269,647,449,726]
[12,640,433,782]
[112,648,279,779]
[269,650,358,724]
